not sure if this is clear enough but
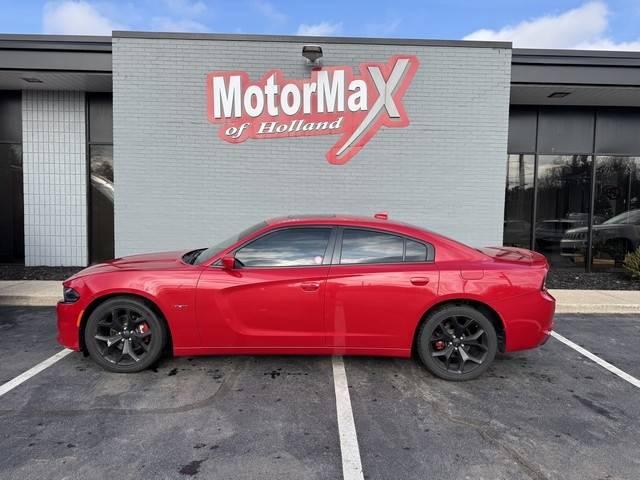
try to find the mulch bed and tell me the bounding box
[546,268,640,290]
[0,265,82,281]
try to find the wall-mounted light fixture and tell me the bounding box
[302,45,323,66]
[21,77,43,83]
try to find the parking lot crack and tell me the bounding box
[400,366,550,480]
[0,358,249,417]
[429,402,549,480]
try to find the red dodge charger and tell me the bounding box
[57,214,555,381]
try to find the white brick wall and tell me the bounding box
[22,91,87,266]
[113,37,511,256]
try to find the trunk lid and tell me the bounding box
[478,246,548,268]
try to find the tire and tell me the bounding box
[84,296,166,373]
[416,304,497,381]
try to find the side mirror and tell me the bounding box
[221,255,236,270]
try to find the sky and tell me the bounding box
[1,0,640,50]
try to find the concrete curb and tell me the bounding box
[555,304,640,314]
[549,289,640,315]
[0,281,61,307]
[0,296,61,307]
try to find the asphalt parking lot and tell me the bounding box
[0,307,639,480]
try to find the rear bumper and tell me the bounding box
[501,290,555,352]
[56,301,83,351]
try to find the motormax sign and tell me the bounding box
[206,55,419,164]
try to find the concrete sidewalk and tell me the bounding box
[0,281,62,307]
[552,289,640,314]
[0,280,638,313]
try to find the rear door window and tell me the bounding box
[338,229,433,264]
[340,229,404,264]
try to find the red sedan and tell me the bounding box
[57,214,555,381]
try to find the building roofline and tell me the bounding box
[514,47,640,58]
[513,47,640,68]
[0,33,112,52]
[112,30,512,49]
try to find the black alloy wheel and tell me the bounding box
[417,304,497,381]
[84,296,166,373]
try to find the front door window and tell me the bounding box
[235,227,332,267]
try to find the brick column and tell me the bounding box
[22,90,87,266]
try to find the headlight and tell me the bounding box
[63,287,80,303]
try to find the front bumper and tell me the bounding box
[56,300,84,351]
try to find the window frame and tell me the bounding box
[86,93,114,264]
[229,225,338,269]
[332,227,435,266]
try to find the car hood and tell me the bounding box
[565,224,629,235]
[66,250,190,281]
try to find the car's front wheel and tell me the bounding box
[84,296,166,373]
[416,304,497,381]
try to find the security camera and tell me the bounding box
[302,45,323,64]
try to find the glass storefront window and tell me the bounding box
[88,93,114,264]
[503,154,534,248]
[591,156,640,271]
[89,145,114,263]
[535,155,592,269]
[0,144,23,262]
[507,107,640,273]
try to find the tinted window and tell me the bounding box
[89,145,113,263]
[340,229,404,264]
[535,155,592,269]
[503,154,534,249]
[405,239,427,262]
[236,228,331,267]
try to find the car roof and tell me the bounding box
[266,214,418,230]
[263,214,488,262]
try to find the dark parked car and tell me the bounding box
[561,209,640,265]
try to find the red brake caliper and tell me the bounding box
[137,323,150,336]
[434,340,445,350]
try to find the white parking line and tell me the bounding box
[551,331,640,389]
[0,348,73,398]
[332,356,364,480]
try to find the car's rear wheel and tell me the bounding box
[416,304,497,381]
[84,296,166,373]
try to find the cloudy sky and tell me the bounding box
[1,0,640,50]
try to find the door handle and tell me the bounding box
[410,277,430,286]
[300,281,321,292]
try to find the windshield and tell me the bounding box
[193,221,267,265]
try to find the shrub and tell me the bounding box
[623,247,640,280]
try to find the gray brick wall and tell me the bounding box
[22,91,87,266]
[113,37,511,256]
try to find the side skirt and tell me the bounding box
[172,346,412,358]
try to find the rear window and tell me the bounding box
[339,229,434,264]
[405,240,427,262]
